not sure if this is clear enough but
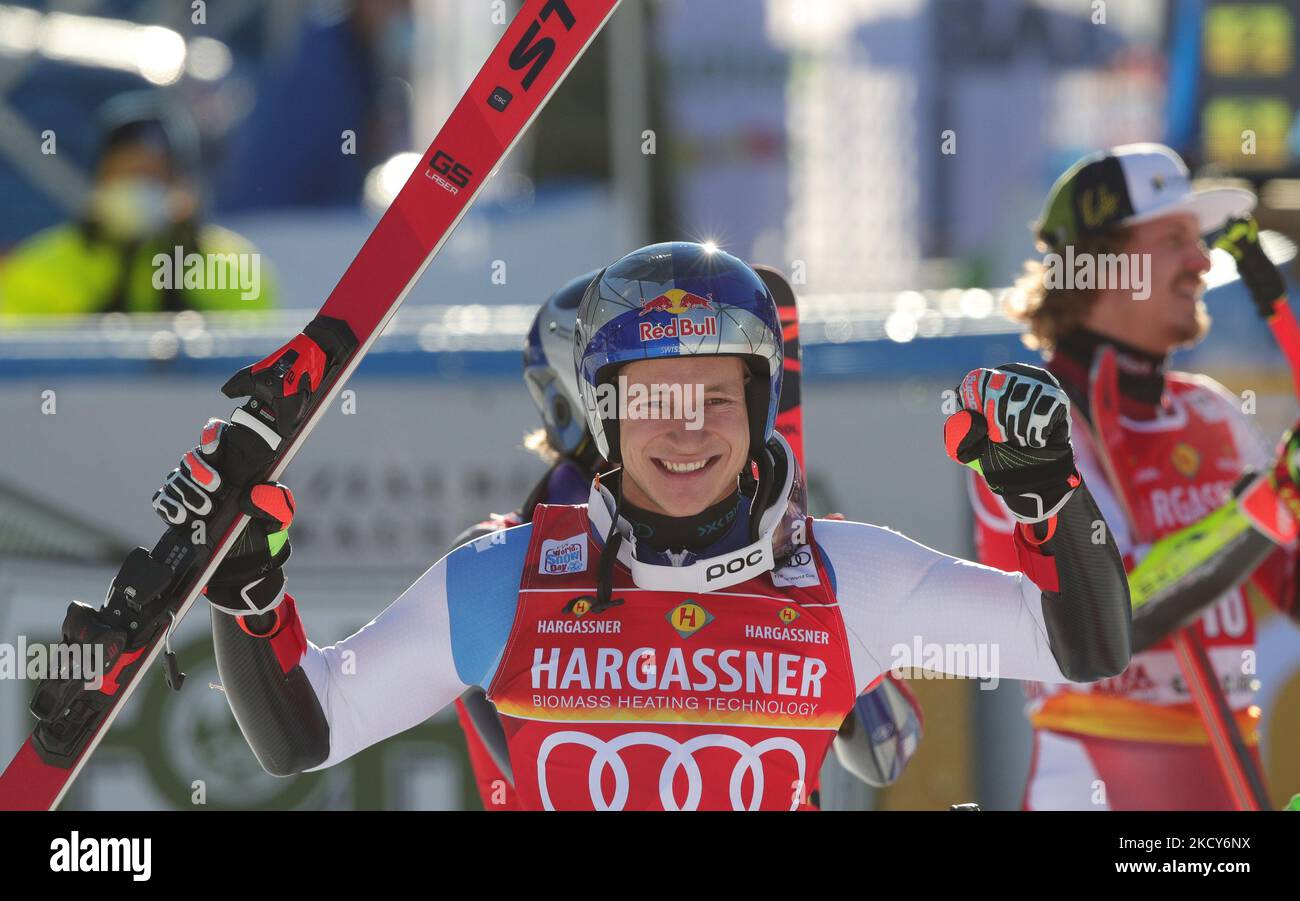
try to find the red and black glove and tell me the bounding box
[152,418,295,617]
[944,363,1080,523]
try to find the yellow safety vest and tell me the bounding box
[0,222,279,317]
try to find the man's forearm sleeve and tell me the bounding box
[211,596,331,776]
[1018,484,1132,682]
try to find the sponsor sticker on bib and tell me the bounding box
[540,533,588,575]
[771,547,819,588]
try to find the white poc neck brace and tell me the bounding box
[585,432,797,593]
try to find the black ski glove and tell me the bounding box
[944,363,1079,523]
[151,418,295,617]
[1215,215,1287,318]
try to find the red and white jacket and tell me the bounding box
[971,371,1294,745]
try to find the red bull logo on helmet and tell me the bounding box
[638,289,718,341]
[638,289,712,315]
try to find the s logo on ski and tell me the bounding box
[509,0,576,91]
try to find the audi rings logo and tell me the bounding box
[788,550,812,567]
[535,731,806,811]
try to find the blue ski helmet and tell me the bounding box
[523,270,600,458]
[573,242,783,463]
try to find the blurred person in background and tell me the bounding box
[971,143,1300,809]
[216,0,413,212]
[0,92,277,316]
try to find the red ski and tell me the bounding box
[0,0,621,811]
[753,264,805,471]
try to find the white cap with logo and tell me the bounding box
[1037,143,1257,251]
